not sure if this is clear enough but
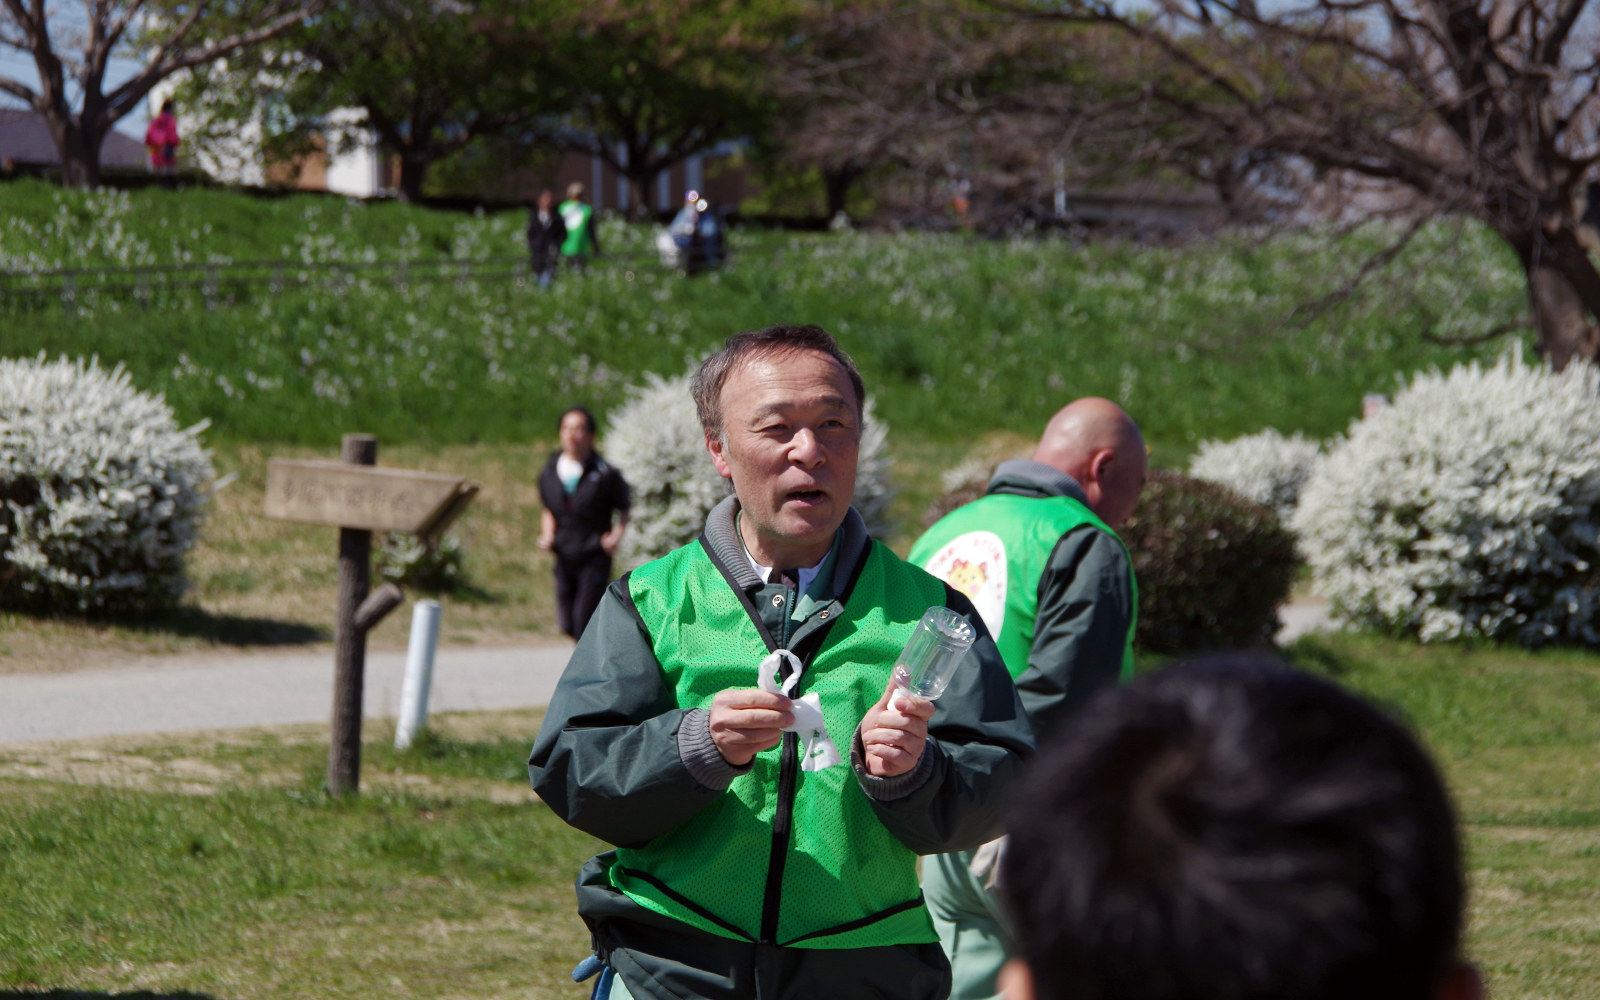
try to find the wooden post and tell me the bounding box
[261,447,475,796]
[328,433,377,797]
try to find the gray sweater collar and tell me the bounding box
[987,458,1090,505]
[703,494,869,595]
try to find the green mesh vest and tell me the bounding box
[614,536,947,950]
[909,493,1136,680]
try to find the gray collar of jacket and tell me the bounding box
[703,494,870,595]
[987,458,1090,505]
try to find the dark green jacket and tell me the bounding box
[529,497,1034,1000]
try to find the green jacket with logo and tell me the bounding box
[558,199,598,257]
[910,460,1137,742]
[529,498,1033,1000]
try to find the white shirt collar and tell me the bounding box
[738,518,824,593]
[556,454,585,480]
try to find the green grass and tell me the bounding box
[1285,633,1600,998]
[1,180,1529,459]
[2,638,1599,997]
[0,710,601,999]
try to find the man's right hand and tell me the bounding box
[708,688,793,766]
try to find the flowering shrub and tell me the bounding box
[1121,470,1298,654]
[606,371,895,566]
[0,354,213,612]
[1188,428,1324,521]
[376,532,465,592]
[1294,350,1600,645]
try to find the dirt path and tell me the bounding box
[0,598,1336,745]
[1276,598,1334,644]
[0,642,573,744]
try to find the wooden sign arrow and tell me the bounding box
[264,459,475,535]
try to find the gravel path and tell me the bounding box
[0,644,573,744]
[0,600,1336,745]
[1276,599,1334,644]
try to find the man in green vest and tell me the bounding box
[559,181,601,270]
[529,325,1034,1000]
[908,397,1147,1000]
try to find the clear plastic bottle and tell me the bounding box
[891,606,977,702]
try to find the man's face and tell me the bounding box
[707,349,860,559]
[559,412,594,458]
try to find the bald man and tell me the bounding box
[908,398,1146,1000]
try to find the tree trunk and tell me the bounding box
[1509,225,1600,370]
[49,119,101,189]
[824,166,860,219]
[625,169,654,221]
[1526,260,1599,370]
[397,154,429,203]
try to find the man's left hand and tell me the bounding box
[858,679,934,778]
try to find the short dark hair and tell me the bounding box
[1001,654,1463,1000]
[559,405,596,434]
[690,325,865,443]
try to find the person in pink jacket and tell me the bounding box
[144,100,179,187]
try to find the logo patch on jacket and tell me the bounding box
[922,531,1007,641]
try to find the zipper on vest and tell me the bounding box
[759,730,799,944]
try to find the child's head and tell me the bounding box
[1000,653,1479,1000]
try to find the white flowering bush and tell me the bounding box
[606,371,895,567]
[0,355,214,612]
[376,531,465,592]
[1294,350,1600,645]
[1189,429,1324,521]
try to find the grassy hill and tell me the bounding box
[1,179,1528,459]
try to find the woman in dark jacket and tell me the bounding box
[537,406,630,638]
[527,189,568,288]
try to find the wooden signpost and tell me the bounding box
[264,434,479,797]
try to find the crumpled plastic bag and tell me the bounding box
[757,648,843,771]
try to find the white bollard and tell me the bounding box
[395,599,442,750]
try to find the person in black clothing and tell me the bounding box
[538,406,631,639]
[998,654,1482,1000]
[527,189,568,289]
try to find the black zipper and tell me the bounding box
[760,580,800,944]
[760,730,799,944]
[694,534,869,946]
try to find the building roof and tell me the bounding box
[0,109,148,170]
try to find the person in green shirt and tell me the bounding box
[529,325,1034,1000]
[558,181,601,270]
[909,397,1147,1000]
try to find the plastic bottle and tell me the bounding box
[891,606,976,704]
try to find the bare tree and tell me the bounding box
[999,0,1600,366]
[770,1,1172,227]
[0,0,320,188]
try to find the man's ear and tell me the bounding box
[1087,446,1116,485]
[706,431,734,479]
[1437,963,1485,1000]
[997,959,1034,1000]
